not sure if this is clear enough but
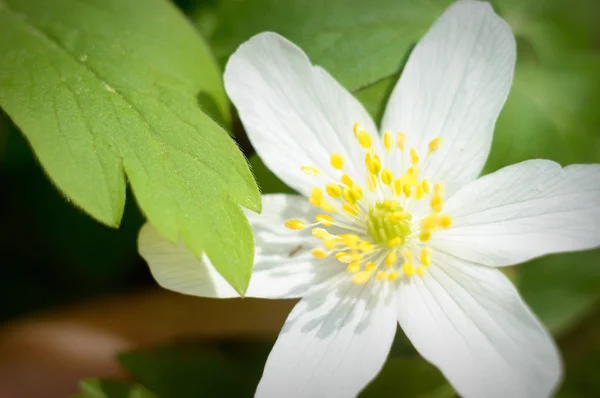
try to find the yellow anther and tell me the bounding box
[428,137,443,153]
[316,214,334,226]
[383,131,393,151]
[402,249,414,262]
[410,147,419,165]
[312,228,329,239]
[301,166,320,176]
[393,179,402,196]
[311,248,327,258]
[388,237,403,247]
[323,237,337,250]
[416,266,426,277]
[434,182,445,195]
[285,220,306,230]
[341,234,361,247]
[336,252,353,263]
[439,214,453,229]
[359,241,374,253]
[415,185,424,200]
[421,179,431,194]
[353,122,361,137]
[341,174,353,186]
[420,247,432,266]
[326,183,342,198]
[351,185,363,200]
[385,251,397,267]
[311,187,323,201]
[402,184,412,198]
[309,196,321,207]
[407,165,419,177]
[365,262,377,271]
[421,215,440,230]
[381,168,393,185]
[419,230,432,242]
[343,187,356,205]
[352,271,372,285]
[320,200,335,212]
[431,194,443,213]
[347,263,361,273]
[330,153,344,170]
[357,131,372,148]
[402,263,415,276]
[397,132,406,151]
[342,204,358,216]
[388,270,400,281]
[365,153,381,175]
[377,271,388,281]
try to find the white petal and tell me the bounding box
[138,194,335,298]
[396,253,562,398]
[431,160,600,266]
[256,278,396,398]
[224,32,379,196]
[381,0,516,194]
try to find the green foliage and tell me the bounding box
[0,0,261,293]
[73,379,157,398]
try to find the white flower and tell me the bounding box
[138,1,600,397]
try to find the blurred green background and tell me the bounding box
[1,0,599,397]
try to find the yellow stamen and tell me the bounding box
[402,184,412,198]
[388,270,400,281]
[323,237,337,250]
[330,153,344,170]
[402,262,415,276]
[336,252,353,263]
[357,131,372,148]
[393,179,402,196]
[397,132,406,151]
[301,165,320,176]
[285,220,306,230]
[341,174,353,186]
[410,147,419,165]
[353,122,361,137]
[428,137,443,153]
[351,185,363,200]
[365,262,377,271]
[381,168,393,185]
[416,265,426,276]
[320,200,335,212]
[421,179,431,194]
[347,262,361,273]
[377,271,388,281]
[342,204,358,216]
[316,214,334,226]
[431,194,443,212]
[420,247,431,266]
[385,251,397,267]
[359,241,374,253]
[434,182,445,195]
[402,249,413,262]
[383,131,393,151]
[419,230,432,242]
[343,187,356,205]
[326,183,342,198]
[311,187,323,201]
[415,185,424,200]
[311,248,327,258]
[352,271,372,285]
[312,228,329,239]
[439,214,453,228]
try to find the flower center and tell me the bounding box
[366,200,412,247]
[284,123,453,285]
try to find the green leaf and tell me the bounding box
[360,358,453,398]
[0,0,261,293]
[74,379,157,398]
[249,154,294,195]
[118,344,270,398]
